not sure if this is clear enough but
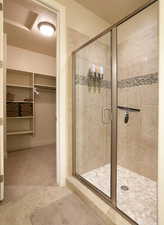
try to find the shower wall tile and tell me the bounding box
[76,84,111,174]
[141,106,157,144]
[118,86,158,181]
[118,88,128,106]
[117,4,158,181]
[75,33,112,174]
[76,34,111,81]
[140,83,158,106]
[117,111,128,167]
[77,57,90,77]
[118,23,158,80]
[126,86,141,108]
[74,3,158,181]
[67,28,89,55]
[117,104,158,180]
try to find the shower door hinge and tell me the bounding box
[0,175,4,183]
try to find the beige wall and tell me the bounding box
[75,33,111,174]
[7,45,56,76]
[67,2,158,225]
[158,0,164,224]
[7,90,56,151]
[49,0,109,177]
[4,0,110,158]
[53,0,109,38]
[6,46,56,151]
[73,3,158,181]
[66,27,89,176]
[117,3,158,181]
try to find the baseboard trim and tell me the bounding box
[7,142,56,153]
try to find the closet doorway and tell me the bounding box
[4,0,57,195]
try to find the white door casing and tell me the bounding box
[0,0,67,200]
[35,0,67,187]
[0,0,4,201]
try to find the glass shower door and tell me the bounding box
[74,32,112,197]
[117,2,158,225]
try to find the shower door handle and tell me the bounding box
[102,107,112,124]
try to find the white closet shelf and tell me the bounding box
[7,84,33,89]
[7,116,33,119]
[34,73,56,78]
[7,130,33,136]
[35,84,56,90]
[7,68,33,74]
[7,101,34,103]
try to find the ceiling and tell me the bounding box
[4,0,57,57]
[4,0,150,56]
[74,0,148,24]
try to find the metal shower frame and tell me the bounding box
[72,0,158,224]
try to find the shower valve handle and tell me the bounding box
[124,111,129,124]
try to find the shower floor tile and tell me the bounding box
[83,164,157,225]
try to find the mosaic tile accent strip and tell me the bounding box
[83,164,157,225]
[75,75,111,88]
[75,72,158,89]
[118,72,158,88]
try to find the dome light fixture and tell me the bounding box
[38,22,56,37]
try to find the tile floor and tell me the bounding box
[83,164,157,225]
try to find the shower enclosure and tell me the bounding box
[72,1,158,225]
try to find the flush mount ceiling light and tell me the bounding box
[38,22,56,37]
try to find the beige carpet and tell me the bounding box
[31,193,108,225]
[0,186,72,225]
[5,144,56,186]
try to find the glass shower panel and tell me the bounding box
[117,3,158,225]
[75,32,112,197]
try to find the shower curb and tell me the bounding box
[67,177,131,225]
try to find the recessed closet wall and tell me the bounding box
[6,45,56,152]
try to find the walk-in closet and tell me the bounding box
[4,0,57,187]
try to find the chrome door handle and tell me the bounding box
[102,107,112,124]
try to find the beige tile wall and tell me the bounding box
[117,3,158,181]
[75,33,112,174]
[71,3,158,181]
[66,27,90,177]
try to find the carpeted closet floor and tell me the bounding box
[5,144,56,186]
[0,144,115,225]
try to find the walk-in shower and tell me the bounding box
[72,1,158,225]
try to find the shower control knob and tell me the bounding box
[124,111,129,124]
